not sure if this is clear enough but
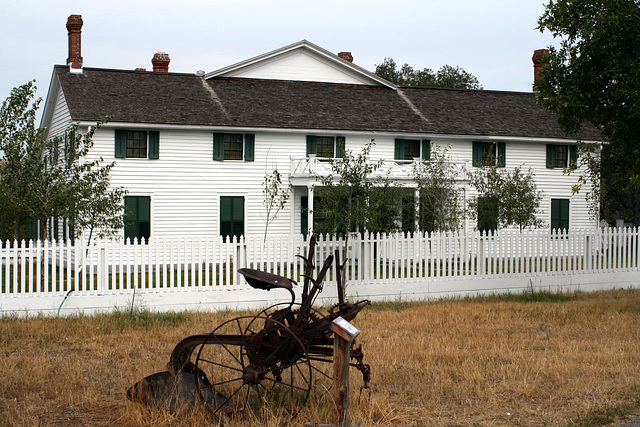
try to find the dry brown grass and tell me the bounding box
[1,289,640,426]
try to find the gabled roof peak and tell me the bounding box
[205,40,396,89]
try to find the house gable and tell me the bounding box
[206,40,395,88]
[40,71,73,140]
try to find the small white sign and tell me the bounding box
[332,316,361,340]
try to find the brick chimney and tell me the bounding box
[66,15,83,72]
[338,52,353,63]
[152,52,170,73]
[532,48,549,92]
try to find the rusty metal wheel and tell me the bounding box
[194,315,312,420]
[246,304,335,386]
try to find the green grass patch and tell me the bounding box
[96,308,191,329]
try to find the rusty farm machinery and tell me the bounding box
[127,235,371,420]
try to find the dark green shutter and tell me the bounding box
[232,197,244,237]
[546,144,556,168]
[472,141,483,166]
[497,142,506,167]
[220,197,232,221]
[244,134,255,161]
[213,133,225,160]
[551,199,570,231]
[477,196,498,234]
[306,135,317,156]
[220,196,244,238]
[394,139,405,160]
[115,130,126,158]
[124,197,138,241]
[336,136,346,158]
[148,131,159,159]
[124,196,151,242]
[569,145,578,169]
[560,199,570,229]
[421,140,431,161]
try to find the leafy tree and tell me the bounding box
[412,145,463,232]
[374,58,482,89]
[261,162,291,242]
[563,142,601,222]
[468,166,543,232]
[313,142,403,235]
[0,81,126,243]
[537,0,640,224]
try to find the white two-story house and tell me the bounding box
[40,15,602,242]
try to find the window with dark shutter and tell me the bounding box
[551,198,570,231]
[115,130,159,159]
[124,196,151,242]
[395,139,424,161]
[473,141,505,167]
[214,133,254,161]
[220,196,244,238]
[547,144,576,169]
[477,196,498,234]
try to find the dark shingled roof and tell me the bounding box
[54,65,602,140]
[400,86,602,140]
[55,65,227,126]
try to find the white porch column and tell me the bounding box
[307,184,314,234]
[414,187,420,231]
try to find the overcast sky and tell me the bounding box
[0,0,558,119]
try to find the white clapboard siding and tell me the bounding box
[221,49,375,85]
[45,87,73,139]
[78,124,598,240]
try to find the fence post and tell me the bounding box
[330,317,361,427]
[98,245,106,294]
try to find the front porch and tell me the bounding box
[288,155,469,235]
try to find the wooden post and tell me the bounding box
[330,317,361,427]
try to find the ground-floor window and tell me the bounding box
[220,196,244,239]
[551,198,570,231]
[302,189,415,236]
[477,196,498,234]
[124,196,151,242]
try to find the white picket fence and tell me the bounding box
[1,228,639,315]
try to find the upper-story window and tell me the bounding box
[307,135,345,159]
[472,141,505,167]
[115,130,159,159]
[213,133,255,161]
[394,139,431,161]
[546,144,577,169]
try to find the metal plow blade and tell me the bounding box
[127,370,229,413]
